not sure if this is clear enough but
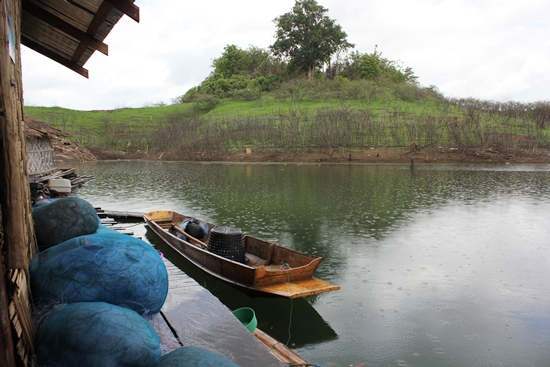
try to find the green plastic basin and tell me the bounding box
[232,307,257,333]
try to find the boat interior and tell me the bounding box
[148,211,317,269]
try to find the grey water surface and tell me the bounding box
[74,161,550,367]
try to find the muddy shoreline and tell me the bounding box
[87,147,550,165]
[54,142,550,164]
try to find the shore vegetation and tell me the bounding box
[24,0,550,163]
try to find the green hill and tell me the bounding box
[24,2,550,163]
[24,79,550,162]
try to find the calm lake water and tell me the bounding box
[73,161,550,367]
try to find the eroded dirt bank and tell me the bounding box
[89,146,550,165]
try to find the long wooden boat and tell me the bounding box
[144,210,339,298]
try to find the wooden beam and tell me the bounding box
[21,36,89,78]
[87,1,113,35]
[105,0,139,23]
[70,0,112,64]
[23,1,108,55]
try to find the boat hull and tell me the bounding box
[144,210,339,298]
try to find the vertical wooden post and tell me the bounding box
[1,0,34,268]
[1,0,37,365]
[0,250,16,367]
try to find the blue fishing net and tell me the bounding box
[32,197,99,251]
[30,233,168,315]
[33,198,59,207]
[35,302,161,367]
[95,223,123,235]
[157,347,241,367]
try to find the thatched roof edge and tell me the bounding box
[25,117,72,139]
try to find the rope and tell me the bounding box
[285,270,293,346]
[282,270,322,367]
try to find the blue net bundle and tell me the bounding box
[157,347,241,367]
[35,302,161,367]
[32,197,99,251]
[30,233,168,315]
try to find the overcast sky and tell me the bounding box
[21,0,550,111]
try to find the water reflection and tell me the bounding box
[145,226,338,347]
[74,161,550,367]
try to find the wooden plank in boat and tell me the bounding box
[253,277,340,299]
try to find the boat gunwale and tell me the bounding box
[143,210,322,274]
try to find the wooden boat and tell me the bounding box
[143,210,340,298]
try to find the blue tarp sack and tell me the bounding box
[35,302,161,367]
[30,233,168,315]
[157,347,241,367]
[32,196,99,251]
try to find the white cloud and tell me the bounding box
[22,0,550,110]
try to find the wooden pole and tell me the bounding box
[1,0,37,365]
[0,254,16,367]
[0,0,36,270]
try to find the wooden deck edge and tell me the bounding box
[253,328,308,365]
[96,209,144,219]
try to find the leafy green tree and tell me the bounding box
[271,0,354,80]
[359,54,381,79]
[184,45,285,99]
[212,44,283,79]
[212,45,247,79]
[339,47,418,84]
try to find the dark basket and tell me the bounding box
[207,226,245,263]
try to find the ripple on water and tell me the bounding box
[73,161,550,367]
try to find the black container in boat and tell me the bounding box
[207,226,246,263]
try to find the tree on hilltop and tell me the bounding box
[339,47,418,84]
[271,0,354,80]
[212,45,281,79]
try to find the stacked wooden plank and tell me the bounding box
[29,168,95,188]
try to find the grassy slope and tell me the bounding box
[25,92,444,136]
[24,81,548,161]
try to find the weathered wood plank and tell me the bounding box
[23,1,108,55]
[0,256,16,367]
[21,35,88,77]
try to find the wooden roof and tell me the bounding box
[25,116,71,138]
[21,0,139,78]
